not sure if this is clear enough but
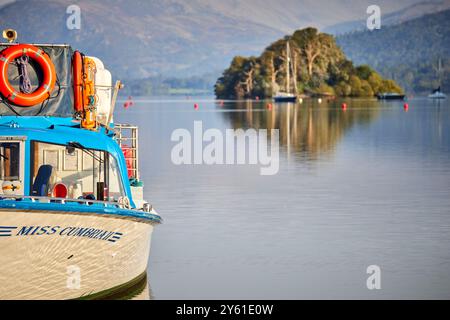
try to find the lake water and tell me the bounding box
[115,97,450,299]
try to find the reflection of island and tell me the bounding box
[220,100,381,160]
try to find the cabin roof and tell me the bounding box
[0,116,118,153]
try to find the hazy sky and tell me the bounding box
[0,0,13,6]
[0,0,436,13]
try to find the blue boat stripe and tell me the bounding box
[0,202,161,224]
[0,226,17,229]
[0,235,12,237]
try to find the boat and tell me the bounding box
[0,30,161,299]
[376,93,406,100]
[428,87,447,99]
[428,59,446,99]
[274,92,297,103]
[273,41,297,103]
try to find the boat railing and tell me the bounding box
[0,195,132,210]
[114,123,140,181]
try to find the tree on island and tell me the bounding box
[215,27,403,99]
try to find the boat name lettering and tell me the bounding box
[0,225,122,243]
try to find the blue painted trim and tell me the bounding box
[0,200,161,224]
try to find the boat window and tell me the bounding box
[0,142,23,195]
[108,154,125,200]
[30,141,125,202]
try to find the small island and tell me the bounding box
[215,27,403,99]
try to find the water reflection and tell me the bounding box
[113,97,450,299]
[220,99,381,161]
[130,279,153,300]
[90,273,153,300]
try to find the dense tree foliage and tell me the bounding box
[215,28,402,99]
[337,9,450,94]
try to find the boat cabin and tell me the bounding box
[0,117,135,208]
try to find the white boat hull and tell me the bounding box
[0,209,155,300]
[428,94,447,99]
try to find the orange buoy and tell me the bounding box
[194,103,199,110]
[123,97,134,109]
[0,44,56,107]
[404,103,409,111]
[266,103,272,110]
[341,103,347,110]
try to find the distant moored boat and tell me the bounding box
[274,92,297,103]
[376,93,406,100]
[273,41,297,104]
[428,87,447,99]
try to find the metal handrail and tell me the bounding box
[114,123,140,180]
[0,195,125,209]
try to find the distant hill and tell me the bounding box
[0,0,279,79]
[324,0,450,35]
[0,0,433,80]
[336,9,450,94]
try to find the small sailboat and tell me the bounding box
[376,93,406,100]
[428,86,447,99]
[274,41,297,103]
[428,59,446,99]
[274,91,297,103]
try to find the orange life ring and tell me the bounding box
[72,51,84,113]
[0,44,56,107]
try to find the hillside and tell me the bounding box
[336,9,450,94]
[0,0,431,80]
[324,0,450,35]
[215,28,402,99]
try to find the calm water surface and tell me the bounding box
[116,97,450,299]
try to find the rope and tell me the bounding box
[0,98,21,116]
[15,55,33,94]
